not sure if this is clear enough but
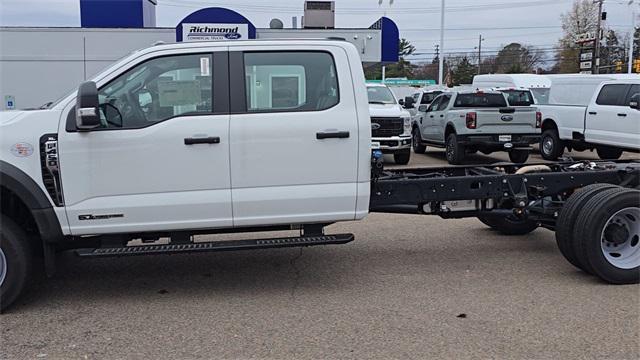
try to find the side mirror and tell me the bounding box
[403,96,416,108]
[398,98,405,106]
[76,81,100,130]
[418,104,429,112]
[629,94,640,110]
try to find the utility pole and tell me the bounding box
[476,34,484,75]
[438,0,446,85]
[594,0,604,74]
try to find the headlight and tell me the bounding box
[402,117,411,135]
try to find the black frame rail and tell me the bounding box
[370,160,640,218]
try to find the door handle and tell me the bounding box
[588,111,597,115]
[617,113,628,117]
[429,115,434,118]
[316,131,350,139]
[184,137,220,145]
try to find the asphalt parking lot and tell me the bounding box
[2,150,639,359]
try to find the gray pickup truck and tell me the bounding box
[412,90,541,164]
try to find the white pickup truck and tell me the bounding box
[366,83,413,164]
[538,77,640,160]
[1,40,639,311]
[412,90,541,164]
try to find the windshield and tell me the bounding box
[367,86,397,104]
[501,90,535,106]
[421,91,443,104]
[454,93,508,108]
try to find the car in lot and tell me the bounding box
[411,90,541,164]
[537,76,640,160]
[366,83,413,164]
[408,88,445,128]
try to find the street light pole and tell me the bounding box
[477,34,483,75]
[438,0,445,85]
[629,0,636,73]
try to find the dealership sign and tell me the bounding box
[182,23,248,42]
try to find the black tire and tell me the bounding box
[596,146,623,160]
[412,129,426,154]
[477,215,538,235]
[394,151,411,165]
[508,150,529,163]
[445,133,465,165]
[555,183,618,273]
[572,188,640,284]
[540,129,564,160]
[0,215,33,312]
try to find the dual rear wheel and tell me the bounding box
[556,184,639,284]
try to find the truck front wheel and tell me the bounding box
[445,133,465,165]
[540,129,564,160]
[596,146,623,160]
[0,215,33,312]
[412,129,426,154]
[394,150,411,165]
[508,150,529,163]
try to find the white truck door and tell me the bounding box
[59,51,233,235]
[586,83,639,148]
[228,47,359,227]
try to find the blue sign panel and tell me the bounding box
[369,17,400,64]
[80,0,156,28]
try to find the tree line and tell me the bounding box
[365,0,639,85]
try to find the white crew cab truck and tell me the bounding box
[1,40,639,311]
[366,83,413,164]
[411,90,541,164]
[538,75,640,160]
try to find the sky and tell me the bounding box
[1,0,637,66]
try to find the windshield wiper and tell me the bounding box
[39,102,53,109]
[369,101,389,105]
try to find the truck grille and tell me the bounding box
[371,117,404,137]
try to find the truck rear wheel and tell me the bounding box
[477,215,538,235]
[596,146,623,160]
[572,188,640,284]
[540,129,564,160]
[555,183,618,273]
[508,150,529,163]
[394,150,411,165]
[0,215,33,312]
[412,129,426,154]
[445,133,465,165]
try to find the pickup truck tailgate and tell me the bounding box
[475,107,537,133]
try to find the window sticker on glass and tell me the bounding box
[158,80,202,107]
[200,57,210,76]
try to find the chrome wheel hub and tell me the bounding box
[0,247,6,287]
[601,207,640,269]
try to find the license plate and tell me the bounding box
[499,135,512,142]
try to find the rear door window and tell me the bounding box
[501,90,534,106]
[625,84,640,104]
[596,84,631,106]
[243,51,339,112]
